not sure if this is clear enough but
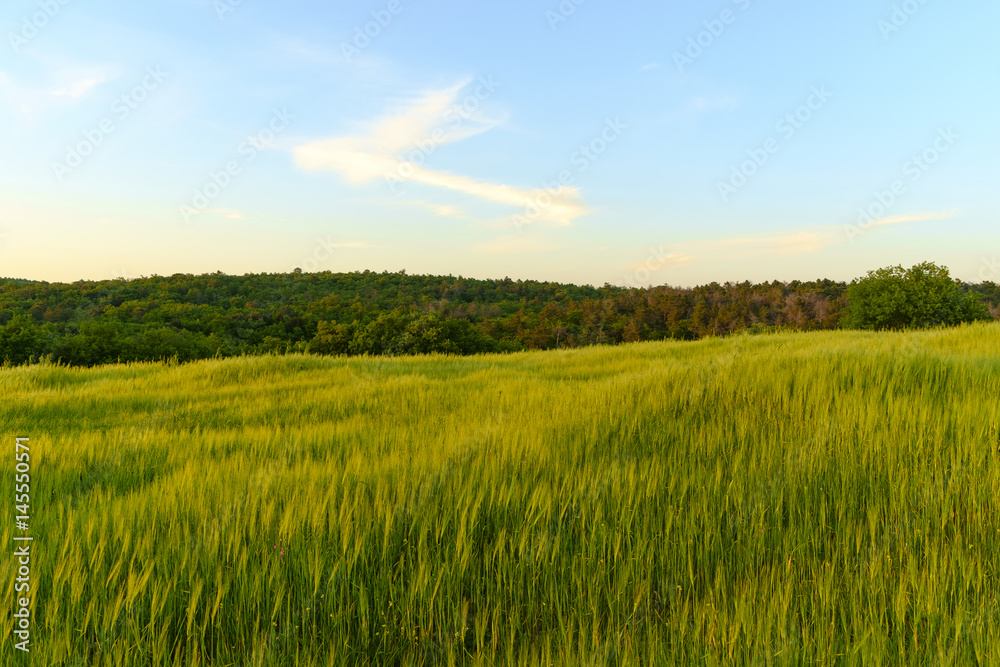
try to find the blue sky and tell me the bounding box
[1,0,997,287]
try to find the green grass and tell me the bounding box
[2,322,1000,665]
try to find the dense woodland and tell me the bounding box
[1,269,998,366]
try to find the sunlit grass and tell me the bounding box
[2,322,999,665]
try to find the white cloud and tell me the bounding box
[864,209,957,229]
[644,209,959,269]
[431,204,464,219]
[717,229,836,255]
[48,77,103,101]
[293,81,588,227]
[203,208,243,220]
[405,201,469,220]
[294,80,491,184]
[0,64,116,122]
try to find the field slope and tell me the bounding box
[2,323,1000,665]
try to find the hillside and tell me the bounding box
[3,269,997,367]
[4,323,1000,663]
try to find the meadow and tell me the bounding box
[2,322,999,665]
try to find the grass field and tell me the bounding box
[2,322,1000,665]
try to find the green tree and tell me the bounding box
[51,321,127,366]
[844,262,991,330]
[0,315,48,365]
[309,321,355,355]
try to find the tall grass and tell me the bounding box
[2,322,999,665]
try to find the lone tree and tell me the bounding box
[843,261,992,330]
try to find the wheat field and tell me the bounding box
[2,323,999,665]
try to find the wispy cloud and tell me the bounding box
[294,80,494,183]
[639,209,958,272]
[0,65,116,121]
[660,93,741,123]
[713,209,956,255]
[476,233,559,254]
[405,201,470,220]
[862,209,957,230]
[293,81,588,227]
[49,77,103,101]
[203,208,243,220]
[715,229,835,255]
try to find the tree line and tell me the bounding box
[1,263,996,366]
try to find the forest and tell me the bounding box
[1,269,997,366]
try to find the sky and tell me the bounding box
[0,0,997,288]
